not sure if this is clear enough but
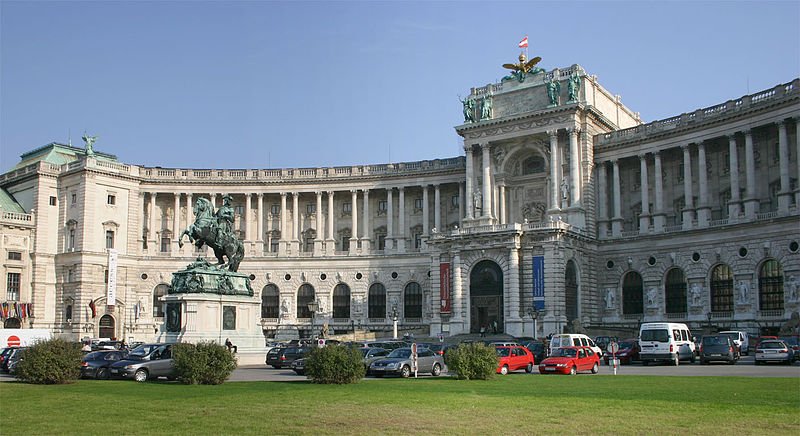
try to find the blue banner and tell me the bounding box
[533,256,545,310]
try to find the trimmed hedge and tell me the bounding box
[304,345,365,384]
[173,341,237,385]
[445,343,497,380]
[15,338,82,384]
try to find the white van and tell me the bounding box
[718,331,750,355]
[548,334,603,357]
[639,322,696,366]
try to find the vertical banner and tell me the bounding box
[107,248,118,309]
[439,263,451,314]
[533,255,545,310]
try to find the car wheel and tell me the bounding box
[401,365,411,378]
[569,365,577,375]
[591,363,599,374]
[525,363,533,373]
[96,368,109,380]
[431,363,442,377]
[672,355,680,366]
[500,365,509,375]
[642,360,648,366]
[134,369,149,383]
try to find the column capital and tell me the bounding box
[742,129,752,136]
[480,143,491,151]
[680,143,691,151]
[567,127,579,135]
[350,189,358,194]
[257,192,263,198]
[280,192,287,198]
[638,153,648,160]
[326,190,334,196]
[727,133,738,141]
[463,144,473,153]
[291,192,299,198]
[546,129,558,138]
[775,120,787,128]
[398,186,405,193]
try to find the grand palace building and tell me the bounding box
[2,64,798,349]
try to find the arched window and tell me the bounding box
[759,260,784,311]
[665,268,687,314]
[99,314,115,339]
[333,283,351,319]
[522,156,545,174]
[565,261,578,322]
[622,272,643,315]
[153,284,168,318]
[65,305,73,322]
[296,284,315,318]
[261,284,279,318]
[710,264,734,312]
[368,283,386,318]
[404,282,422,318]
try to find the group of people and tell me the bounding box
[479,320,500,337]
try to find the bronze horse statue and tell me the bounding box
[178,197,244,272]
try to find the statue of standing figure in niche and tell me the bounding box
[82,133,98,156]
[737,280,750,304]
[567,71,581,102]
[690,282,703,307]
[546,77,561,106]
[459,96,476,123]
[646,287,658,308]
[604,288,616,309]
[472,190,483,212]
[560,176,570,203]
[480,94,493,120]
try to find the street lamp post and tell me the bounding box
[706,312,713,334]
[391,305,398,340]
[308,300,319,339]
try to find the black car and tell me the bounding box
[266,346,309,369]
[6,348,28,375]
[290,357,306,375]
[1,347,22,373]
[699,335,739,365]
[520,341,547,363]
[81,350,129,379]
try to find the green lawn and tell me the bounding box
[2,376,798,435]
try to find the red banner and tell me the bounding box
[439,263,451,314]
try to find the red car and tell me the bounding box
[538,346,600,375]
[495,345,535,375]
[603,339,640,365]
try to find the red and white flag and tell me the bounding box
[518,36,528,48]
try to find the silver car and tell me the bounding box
[368,347,444,378]
[109,343,176,382]
[754,340,794,365]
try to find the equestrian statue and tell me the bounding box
[178,196,244,272]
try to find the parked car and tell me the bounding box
[109,343,176,382]
[424,343,455,358]
[754,340,794,365]
[495,345,535,375]
[718,331,749,355]
[549,334,603,358]
[360,347,391,370]
[1,347,22,373]
[594,336,619,353]
[290,357,306,375]
[603,339,640,365]
[6,348,28,375]
[92,340,127,351]
[368,347,444,378]
[520,341,547,363]
[266,346,309,369]
[81,350,129,379]
[778,335,800,361]
[639,322,696,366]
[699,335,739,365]
[538,346,600,375]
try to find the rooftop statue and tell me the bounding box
[546,77,561,106]
[502,52,544,83]
[460,96,476,123]
[82,133,98,156]
[567,71,581,103]
[179,197,244,272]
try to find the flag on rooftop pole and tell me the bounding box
[518,36,528,48]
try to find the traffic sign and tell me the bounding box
[607,341,619,354]
[7,335,20,347]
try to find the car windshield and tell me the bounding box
[84,352,105,360]
[641,329,669,342]
[703,336,725,346]
[496,348,511,357]
[761,341,787,349]
[388,349,411,359]
[618,341,634,349]
[554,348,577,358]
[360,349,371,357]
[128,344,159,358]
[719,333,738,342]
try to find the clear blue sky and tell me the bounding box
[1,1,798,173]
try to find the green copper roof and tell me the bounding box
[0,188,25,213]
[13,142,119,170]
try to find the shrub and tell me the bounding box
[446,343,497,380]
[173,341,237,385]
[304,345,365,384]
[15,338,82,384]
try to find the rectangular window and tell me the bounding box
[104,269,109,284]
[342,235,350,252]
[343,202,352,214]
[234,206,244,216]
[68,229,75,250]
[376,234,386,250]
[414,233,422,249]
[6,272,21,301]
[306,203,316,214]
[49,196,57,206]
[414,198,423,210]
[270,239,279,253]
[270,204,280,216]
[161,237,170,253]
[304,235,314,252]
[378,200,387,212]
[105,230,114,249]
[451,195,459,208]
[107,194,116,205]
[7,252,22,261]
[67,269,74,282]
[71,193,77,204]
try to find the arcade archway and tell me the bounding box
[470,260,504,333]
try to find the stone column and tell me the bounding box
[452,251,463,322]
[776,121,792,212]
[507,246,521,322]
[597,161,609,238]
[185,193,193,242]
[434,184,441,231]
[292,192,300,254]
[172,193,180,250]
[244,193,252,242]
[728,134,742,219]
[279,192,287,255]
[743,130,758,218]
[696,142,711,227]
[611,160,623,236]
[682,144,694,229]
[638,154,650,232]
[481,144,492,219]
[397,187,406,253]
[795,119,800,207]
[499,185,506,225]
[149,193,157,247]
[464,145,474,219]
[653,151,666,232]
[349,190,358,252]
[386,188,394,251]
[548,130,560,210]
[362,189,371,252]
[326,191,335,253]
[256,193,264,241]
[210,194,217,209]
[422,185,430,235]
[315,191,323,254]
[568,128,581,207]
[458,182,465,224]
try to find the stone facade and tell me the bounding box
[1,65,798,350]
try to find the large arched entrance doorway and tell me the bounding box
[99,314,115,339]
[470,260,503,333]
[3,318,21,328]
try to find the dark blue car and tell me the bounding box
[81,350,128,379]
